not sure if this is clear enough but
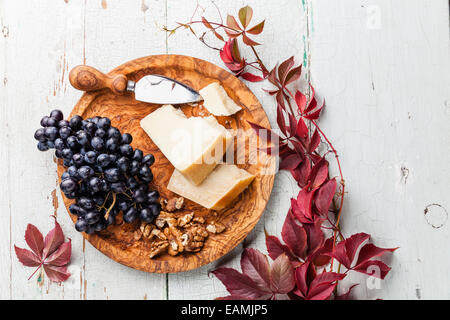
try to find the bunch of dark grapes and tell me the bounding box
[34,109,161,234]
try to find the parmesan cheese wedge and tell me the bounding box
[140,105,233,185]
[199,82,242,116]
[167,164,255,210]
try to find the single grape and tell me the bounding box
[107,127,121,140]
[126,177,139,189]
[99,179,110,192]
[60,178,77,193]
[37,141,49,151]
[85,211,100,225]
[139,208,154,223]
[59,126,72,140]
[147,190,159,204]
[108,154,118,163]
[88,177,102,193]
[141,154,155,166]
[46,117,58,127]
[106,214,115,226]
[121,133,132,144]
[129,160,139,175]
[72,153,84,167]
[85,226,95,234]
[50,109,64,121]
[116,156,129,173]
[97,117,111,130]
[132,149,143,162]
[133,189,147,204]
[85,122,96,135]
[61,171,70,180]
[54,138,65,150]
[66,136,79,149]
[118,200,130,212]
[96,153,111,167]
[139,165,153,179]
[44,126,58,140]
[123,207,138,223]
[104,168,121,182]
[34,128,46,142]
[69,204,81,215]
[94,128,106,138]
[93,220,106,232]
[69,115,82,130]
[58,120,70,128]
[78,166,94,179]
[119,144,133,157]
[67,165,79,179]
[78,197,95,210]
[106,138,118,152]
[61,148,73,160]
[84,151,97,164]
[40,116,50,127]
[75,219,88,232]
[55,149,63,158]
[46,140,55,149]
[91,136,104,151]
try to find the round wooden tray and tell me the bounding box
[58,55,276,273]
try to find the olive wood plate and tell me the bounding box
[58,55,275,273]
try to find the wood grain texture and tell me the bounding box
[58,55,276,273]
[69,65,128,94]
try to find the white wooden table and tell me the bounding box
[1,0,449,300]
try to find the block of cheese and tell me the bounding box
[167,164,255,210]
[140,105,232,185]
[199,82,242,116]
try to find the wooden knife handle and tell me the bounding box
[69,65,128,95]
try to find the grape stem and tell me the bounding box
[104,193,117,220]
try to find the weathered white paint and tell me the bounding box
[0,0,449,300]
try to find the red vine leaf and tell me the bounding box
[14,217,71,282]
[242,34,261,46]
[43,265,71,282]
[14,246,41,267]
[241,248,271,291]
[329,233,398,279]
[309,129,321,153]
[238,6,253,29]
[295,90,307,113]
[247,20,265,35]
[43,218,65,258]
[296,118,308,139]
[265,234,296,262]
[241,72,264,82]
[309,158,329,189]
[270,254,295,293]
[201,16,213,29]
[314,178,337,216]
[278,57,294,85]
[212,267,268,299]
[226,15,242,32]
[281,212,307,258]
[285,65,302,86]
[24,224,44,258]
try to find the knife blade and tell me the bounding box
[127,75,202,105]
[69,65,203,105]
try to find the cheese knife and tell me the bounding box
[69,65,202,104]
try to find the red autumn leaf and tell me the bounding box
[291,157,311,188]
[226,15,242,32]
[305,85,317,113]
[281,212,307,258]
[314,178,337,216]
[296,118,308,139]
[45,239,72,266]
[212,30,225,41]
[241,72,264,82]
[308,129,321,153]
[246,20,265,35]
[43,218,65,258]
[304,219,325,255]
[290,185,314,223]
[212,268,268,299]
[241,248,271,291]
[270,254,295,294]
[242,34,261,46]
[278,56,295,85]
[304,102,324,121]
[24,224,44,258]
[14,246,41,267]
[312,237,334,267]
[309,158,329,189]
[238,6,253,29]
[276,104,287,136]
[294,260,345,300]
[328,233,398,279]
[201,16,213,29]
[14,217,71,282]
[265,234,296,262]
[43,265,71,282]
[295,90,307,113]
[287,113,297,138]
[285,65,302,86]
[279,153,302,171]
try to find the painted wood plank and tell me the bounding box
[308,0,450,299]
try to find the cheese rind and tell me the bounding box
[167,164,255,210]
[140,105,232,185]
[199,82,242,116]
